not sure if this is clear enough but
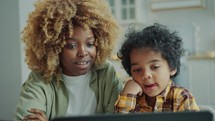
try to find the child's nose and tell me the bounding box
[141,71,152,81]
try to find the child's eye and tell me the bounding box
[151,65,160,70]
[133,68,141,73]
[65,43,77,49]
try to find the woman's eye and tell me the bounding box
[87,43,95,48]
[87,39,96,48]
[65,43,77,49]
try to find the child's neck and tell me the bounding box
[146,95,156,111]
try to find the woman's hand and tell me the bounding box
[122,79,143,96]
[23,108,48,121]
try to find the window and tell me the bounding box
[121,0,135,20]
[151,0,205,11]
[107,0,116,17]
[106,0,136,22]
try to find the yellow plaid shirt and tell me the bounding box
[115,80,199,113]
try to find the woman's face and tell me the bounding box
[60,26,96,76]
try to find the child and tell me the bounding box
[115,23,199,113]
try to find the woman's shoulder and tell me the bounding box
[93,60,115,70]
[92,60,122,84]
[23,71,57,89]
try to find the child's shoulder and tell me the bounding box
[171,84,190,92]
[170,85,194,98]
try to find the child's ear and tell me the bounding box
[170,69,177,76]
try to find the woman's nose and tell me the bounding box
[78,46,88,57]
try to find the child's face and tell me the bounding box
[60,26,96,76]
[130,48,176,97]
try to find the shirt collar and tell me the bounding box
[138,80,175,111]
[157,80,174,101]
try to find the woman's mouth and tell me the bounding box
[75,61,90,69]
[75,61,88,65]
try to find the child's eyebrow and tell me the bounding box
[131,63,138,66]
[149,59,161,63]
[131,59,161,66]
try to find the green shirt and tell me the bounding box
[14,61,122,120]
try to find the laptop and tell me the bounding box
[52,111,213,121]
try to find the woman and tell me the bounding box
[15,0,122,120]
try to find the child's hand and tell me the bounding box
[22,108,48,121]
[122,79,143,96]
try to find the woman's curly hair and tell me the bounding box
[22,0,120,82]
[118,23,184,79]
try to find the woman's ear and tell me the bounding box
[170,68,177,76]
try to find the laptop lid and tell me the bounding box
[52,111,213,121]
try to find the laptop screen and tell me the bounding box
[52,111,213,121]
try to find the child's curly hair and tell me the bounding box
[118,23,184,78]
[22,0,120,82]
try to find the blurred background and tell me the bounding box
[0,0,215,120]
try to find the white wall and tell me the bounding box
[0,0,21,120]
[147,0,215,53]
[19,0,36,84]
[0,0,215,120]
[0,0,36,120]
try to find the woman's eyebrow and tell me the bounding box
[66,36,95,41]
